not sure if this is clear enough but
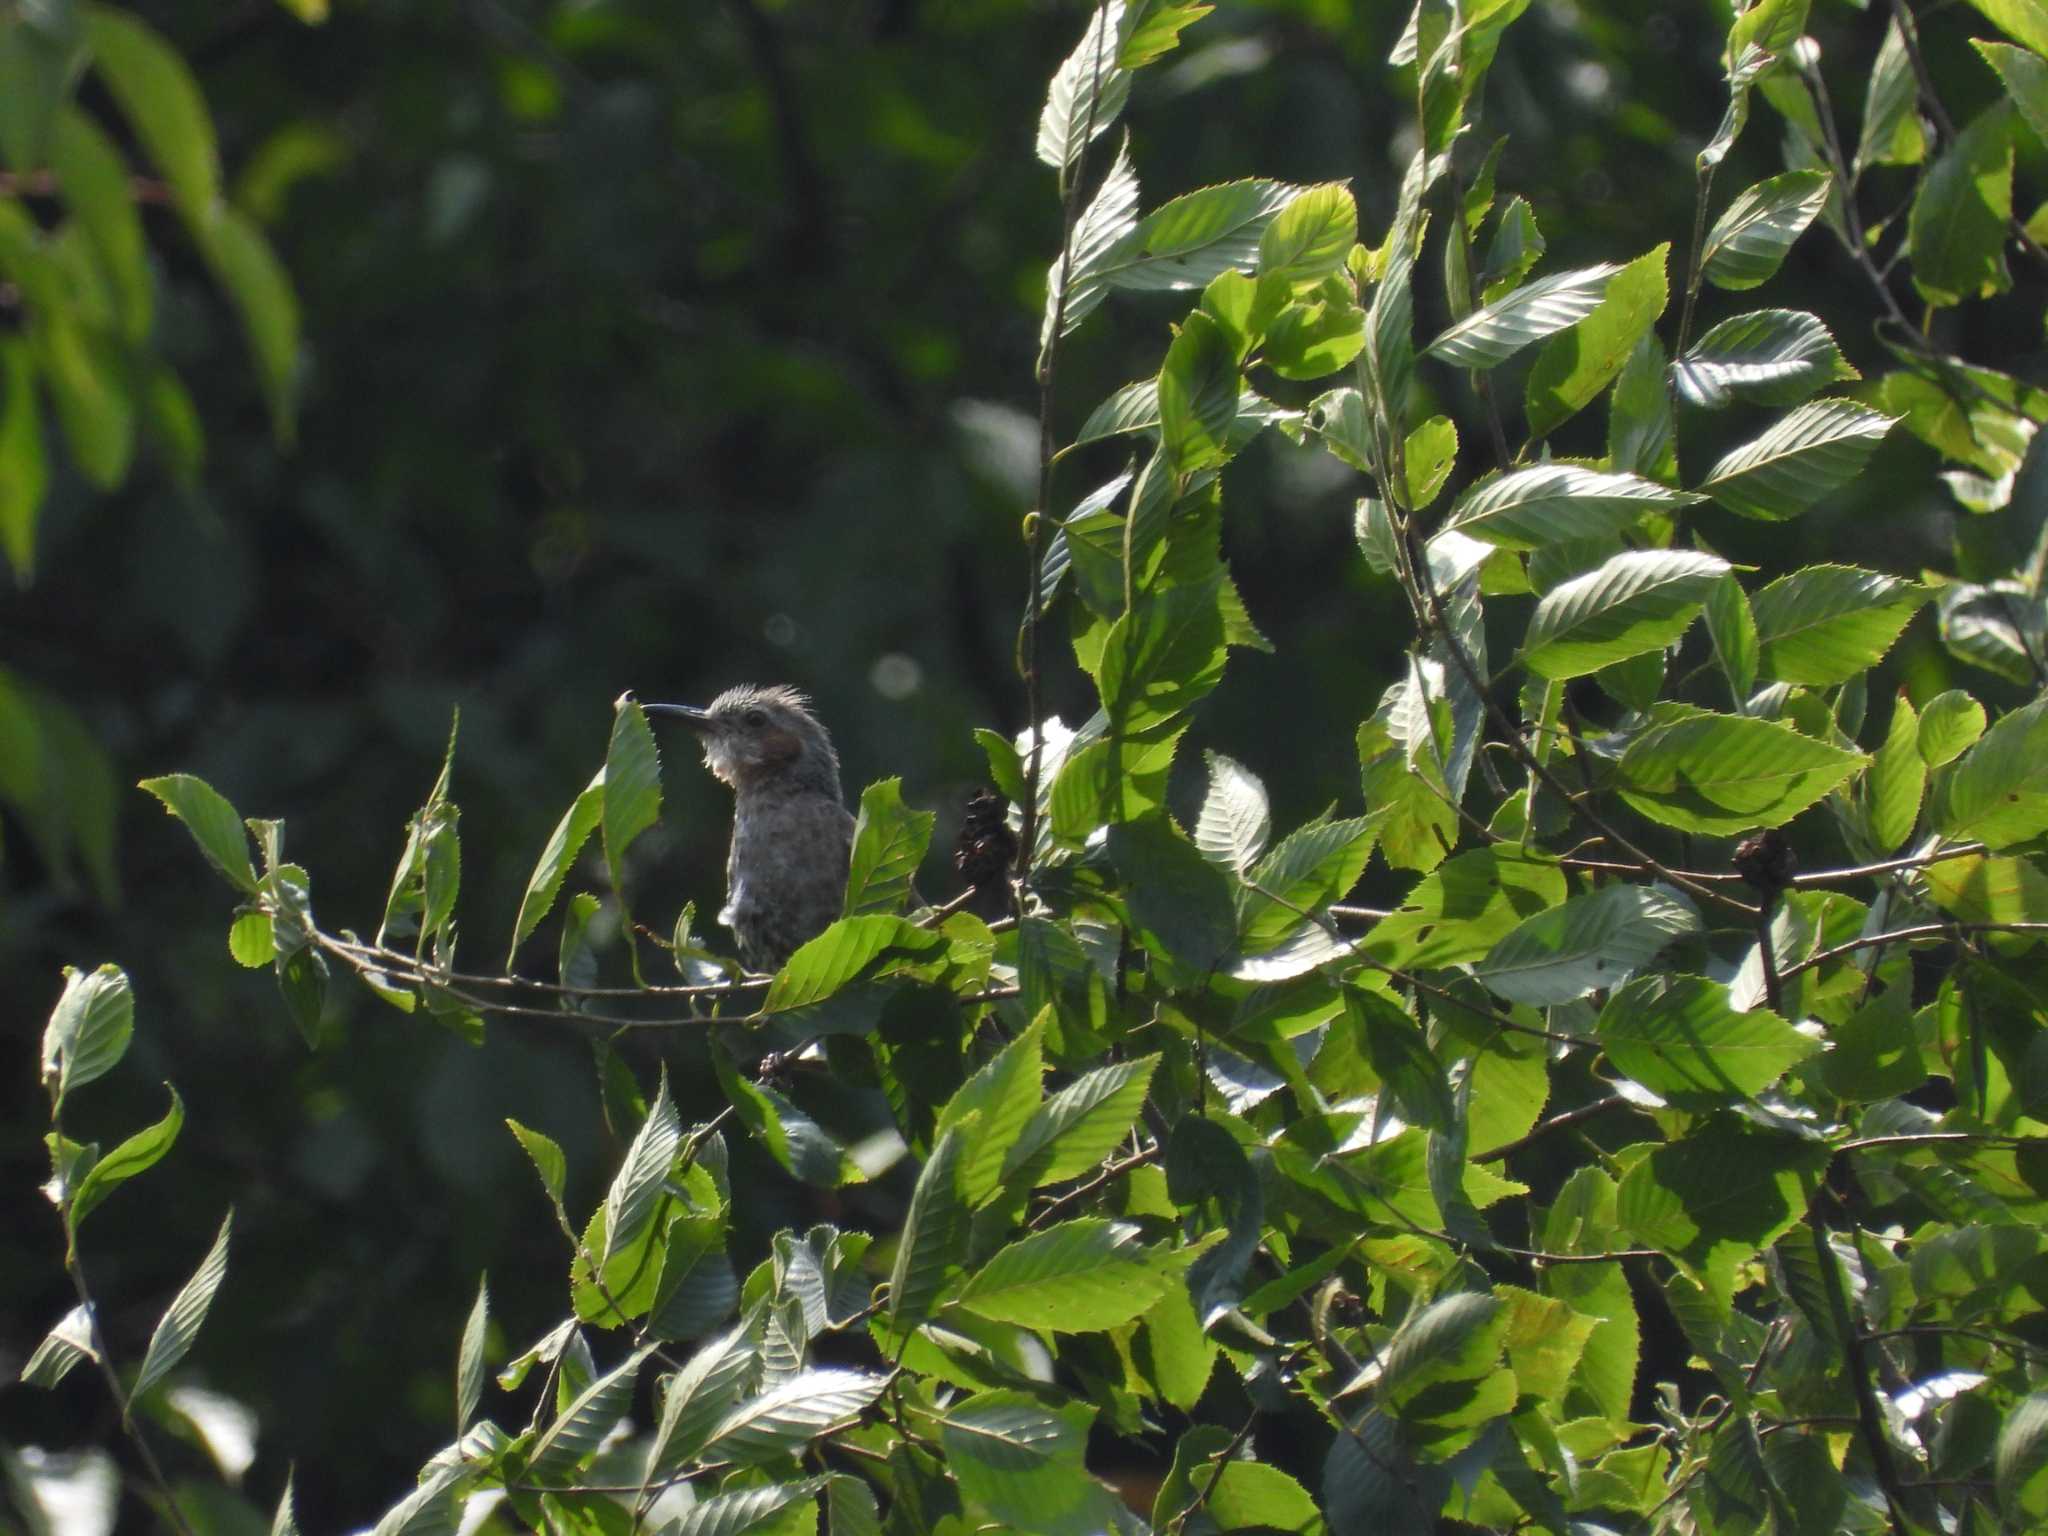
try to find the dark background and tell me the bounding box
[0,0,2034,1526]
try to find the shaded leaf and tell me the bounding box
[133,1208,234,1403]
[1597,975,1817,1107]
[1702,170,1828,290]
[1672,309,1856,409]
[1750,564,1928,685]
[1520,549,1729,679]
[1616,705,1864,834]
[1477,883,1699,1006]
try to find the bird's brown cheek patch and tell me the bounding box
[759,727,804,765]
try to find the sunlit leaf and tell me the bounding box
[1702,170,1828,290]
[1700,399,1895,520]
[133,1208,234,1402]
[1425,263,1620,370]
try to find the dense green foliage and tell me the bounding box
[10,0,2048,1533]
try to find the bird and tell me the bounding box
[643,685,855,974]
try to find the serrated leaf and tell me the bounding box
[602,698,660,891]
[1599,975,1818,1106]
[1909,102,2015,307]
[646,1319,761,1479]
[957,1219,1172,1331]
[1980,39,2048,148]
[39,962,135,1110]
[889,1123,969,1327]
[1477,883,1699,1006]
[698,1368,887,1465]
[844,778,933,918]
[533,1342,651,1475]
[1425,263,1620,370]
[1047,138,1141,343]
[672,1479,827,1536]
[1257,182,1355,287]
[1404,414,1458,509]
[49,107,150,342]
[1705,574,1760,701]
[1996,1389,2048,1519]
[196,204,299,442]
[1443,463,1702,551]
[1672,309,1856,409]
[133,1208,233,1403]
[1608,331,1676,483]
[1616,1122,1830,1302]
[714,1049,869,1188]
[1867,695,1926,853]
[1857,19,1926,172]
[1239,814,1375,951]
[1525,243,1668,438]
[68,1084,182,1232]
[764,914,944,1012]
[138,775,258,894]
[506,1118,568,1211]
[1750,564,1928,685]
[1194,751,1270,872]
[1917,689,1987,766]
[1003,1056,1158,1187]
[1037,1,1130,175]
[1821,983,1924,1101]
[1157,309,1238,475]
[20,1303,96,1388]
[1520,549,1729,679]
[1096,178,1304,299]
[509,772,604,960]
[940,1391,1108,1536]
[1699,399,1895,521]
[1702,170,1828,290]
[1931,696,2048,848]
[603,1072,680,1266]
[825,1474,883,1536]
[936,1016,1045,1208]
[1616,706,1865,834]
[456,1275,488,1432]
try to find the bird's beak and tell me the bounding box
[642,702,715,731]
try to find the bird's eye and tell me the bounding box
[743,709,768,729]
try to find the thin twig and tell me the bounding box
[1473,1095,1632,1163]
[1778,920,2048,980]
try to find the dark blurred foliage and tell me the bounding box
[1,0,2040,1525]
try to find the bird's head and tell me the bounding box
[645,684,842,797]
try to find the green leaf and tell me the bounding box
[1478,195,1544,302]
[1858,20,1927,172]
[68,1084,182,1232]
[1616,1123,1829,1301]
[1443,463,1702,550]
[1672,309,1856,409]
[509,772,604,960]
[1931,697,2048,848]
[1403,414,1458,509]
[1262,286,1366,381]
[1107,814,1237,971]
[1705,574,1759,702]
[531,1342,651,1475]
[229,911,275,968]
[1047,138,1141,342]
[670,1480,827,1536]
[1699,400,1895,521]
[940,1391,1110,1536]
[1097,178,1304,296]
[1363,847,1567,969]
[602,1072,680,1265]
[1239,814,1375,951]
[1003,1056,1159,1187]
[1822,983,1925,1102]
[645,1320,760,1479]
[49,107,150,342]
[1476,884,1699,1006]
[39,962,134,1109]
[35,310,132,489]
[1867,694,1926,853]
[20,1303,96,1390]
[1380,1291,1508,1409]
[713,1049,869,1189]
[0,20,79,174]
[824,1474,883,1536]
[602,697,660,892]
[764,914,944,1012]
[889,1123,969,1327]
[1157,310,1238,475]
[138,775,259,894]
[1996,1390,2048,1521]
[1256,182,1355,286]
[1909,102,2015,306]
[698,1368,887,1465]
[505,1118,568,1212]
[1036,2,1129,175]
[843,778,933,918]
[1978,40,2048,149]
[195,205,300,443]
[1118,1,1213,67]
[1702,170,1829,290]
[1598,975,1818,1107]
[80,5,219,220]
[1425,263,1620,370]
[1918,689,1987,766]
[1525,243,1668,438]
[957,1220,1173,1331]
[133,1208,233,1403]
[1193,751,1269,872]
[1750,564,1928,685]
[456,1275,488,1432]
[1728,0,1810,57]
[1924,850,2048,924]
[1608,331,1676,483]
[935,1016,1045,1208]
[1616,706,1865,834]
[0,336,46,582]
[1348,987,1454,1131]
[1969,0,2048,54]
[1520,549,1729,679]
